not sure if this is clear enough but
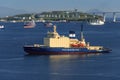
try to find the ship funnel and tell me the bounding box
[69,31,76,38]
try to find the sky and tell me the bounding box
[0,0,120,12]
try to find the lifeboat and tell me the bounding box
[71,43,85,48]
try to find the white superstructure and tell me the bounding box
[0,25,4,29]
[89,19,104,25]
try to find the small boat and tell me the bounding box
[43,22,53,27]
[23,24,111,55]
[89,19,104,25]
[0,25,4,29]
[24,20,36,28]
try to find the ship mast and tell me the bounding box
[53,25,57,33]
[80,24,84,41]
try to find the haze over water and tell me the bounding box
[0,21,120,80]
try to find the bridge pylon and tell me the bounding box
[103,13,106,22]
[113,12,116,22]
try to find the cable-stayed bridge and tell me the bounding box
[89,12,120,22]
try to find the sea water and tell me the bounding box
[0,22,120,80]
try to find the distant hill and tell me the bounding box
[0,6,28,17]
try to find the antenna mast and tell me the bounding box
[80,24,84,41]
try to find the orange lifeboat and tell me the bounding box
[78,43,85,47]
[71,44,78,47]
[71,43,85,48]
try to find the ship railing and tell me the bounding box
[87,46,103,50]
[34,44,47,47]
